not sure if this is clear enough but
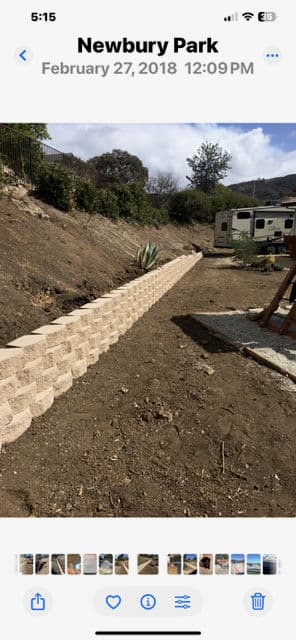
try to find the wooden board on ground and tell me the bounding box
[192,310,296,384]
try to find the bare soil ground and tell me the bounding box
[0,249,295,518]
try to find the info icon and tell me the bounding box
[140,594,157,610]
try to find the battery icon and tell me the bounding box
[258,11,277,21]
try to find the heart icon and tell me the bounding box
[106,594,122,610]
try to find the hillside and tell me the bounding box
[230,173,296,203]
[0,190,213,347]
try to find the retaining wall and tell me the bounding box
[0,252,202,446]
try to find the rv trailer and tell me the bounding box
[214,206,296,253]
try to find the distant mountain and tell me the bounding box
[229,173,296,204]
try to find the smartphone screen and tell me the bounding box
[0,1,295,638]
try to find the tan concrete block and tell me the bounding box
[0,402,13,428]
[53,371,73,398]
[109,331,119,345]
[51,314,82,334]
[67,334,81,350]
[86,348,100,366]
[36,366,58,393]
[0,348,24,377]
[56,352,76,375]
[91,317,104,334]
[91,298,113,313]
[31,388,54,418]
[42,345,64,369]
[9,382,37,414]
[0,376,18,404]
[77,327,90,343]
[80,302,107,319]
[7,334,47,359]
[68,308,95,326]
[88,332,102,349]
[32,323,67,348]
[0,408,32,445]
[98,339,109,354]
[72,358,87,379]
[17,358,43,386]
[75,341,90,360]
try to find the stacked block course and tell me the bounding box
[0,252,202,446]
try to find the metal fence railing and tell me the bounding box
[0,124,65,185]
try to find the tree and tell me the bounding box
[186,142,231,193]
[146,171,179,196]
[87,149,148,187]
[0,123,50,140]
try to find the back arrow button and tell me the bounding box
[19,49,27,61]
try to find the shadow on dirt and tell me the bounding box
[171,314,237,354]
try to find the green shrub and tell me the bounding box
[75,177,98,213]
[169,185,258,225]
[169,189,211,224]
[96,188,120,219]
[231,233,258,267]
[35,162,75,211]
[136,242,158,271]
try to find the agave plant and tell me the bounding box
[136,242,158,271]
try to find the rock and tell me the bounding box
[120,386,129,394]
[156,407,173,422]
[141,411,153,423]
[38,212,50,220]
[4,185,28,201]
[204,365,215,375]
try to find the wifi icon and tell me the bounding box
[242,11,254,20]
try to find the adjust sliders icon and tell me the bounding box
[174,595,191,610]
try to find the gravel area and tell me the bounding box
[192,310,296,382]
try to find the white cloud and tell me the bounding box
[47,123,296,186]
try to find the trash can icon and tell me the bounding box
[251,592,266,611]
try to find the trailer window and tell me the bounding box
[256,219,265,229]
[221,222,227,231]
[285,218,293,229]
[237,211,251,219]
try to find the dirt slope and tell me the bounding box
[0,193,213,346]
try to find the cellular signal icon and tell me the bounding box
[224,13,238,21]
[242,11,255,20]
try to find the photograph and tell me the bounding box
[83,554,98,575]
[19,554,33,575]
[247,554,261,575]
[263,554,277,575]
[167,554,182,575]
[137,554,159,575]
[231,554,245,575]
[0,123,295,519]
[51,554,66,575]
[199,554,213,575]
[67,554,81,575]
[115,554,129,575]
[215,554,229,575]
[99,554,113,575]
[35,554,49,575]
[183,554,198,575]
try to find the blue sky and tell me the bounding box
[220,123,296,152]
[247,554,261,564]
[47,123,296,185]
